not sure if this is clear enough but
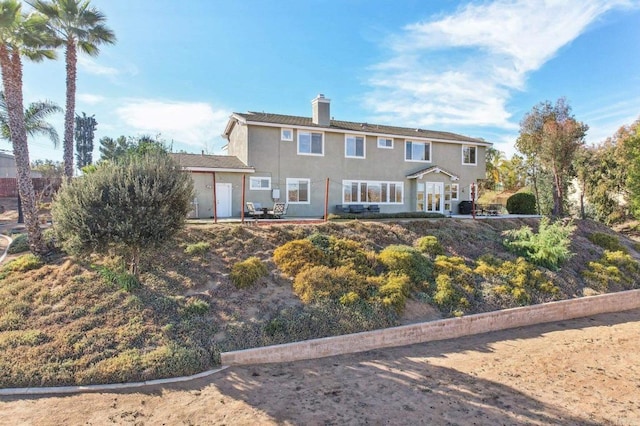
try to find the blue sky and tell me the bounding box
[15,0,640,164]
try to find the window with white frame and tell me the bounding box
[444,183,459,212]
[286,178,310,204]
[377,137,393,149]
[345,135,365,158]
[249,176,271,190]
[405,141,431,162]
[297,131,323,155]
[342,180,403,204]
[281,128,293,141]
[462,145,477,165]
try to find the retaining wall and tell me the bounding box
[221,289,640,366]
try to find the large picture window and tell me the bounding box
[345,135,365,158]
[405,141,431,162]
[342,180,403,204]
[298,131,323,155]
[287,178,310,204]
[462,145,477,165]
[249,176,271,190]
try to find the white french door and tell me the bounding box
[416,182,444,213]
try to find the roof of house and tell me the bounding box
[169,153,254,173]
[226,111,490,145]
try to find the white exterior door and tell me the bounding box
[215,183,232,217]
[417,182,444,213]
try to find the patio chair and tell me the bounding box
[268,202,288,219]
[246,202,264,219]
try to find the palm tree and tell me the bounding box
[0,91,62,143]
[0,0,56,254]
[33,0,115,178]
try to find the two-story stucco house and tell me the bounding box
[216,94,490,218]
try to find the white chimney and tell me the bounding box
[311,94,331,127]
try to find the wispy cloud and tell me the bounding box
[77,93,106,105]
[77,56,120,76]
[365,0,633,131]
[115,99,230,148]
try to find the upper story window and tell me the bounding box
[281,128,293,141]
[462,145,477,165]
[377,137,393,149]
[405,141,431,162]
[345,135,365,158]
[250,176,271,190]
[298,131,324,155]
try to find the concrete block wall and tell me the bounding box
[221,289,640,366]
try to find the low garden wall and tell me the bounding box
[221,289,640,365]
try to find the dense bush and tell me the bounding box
[230,256,268,289]
[432,256,478,315]
[475,255,558,306]
[415,235,445,257]
[273,239,325,277]
[377,245,433,289]
[7,233,29,254]
[1,253,43,273]
[293,265,370,303]
[582,250,640,292]
[307,233,375,275]
[52,152,194,276]
[587,232,627,253]
[506,192,537,214]
[502,217,575,270]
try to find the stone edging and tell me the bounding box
[221,289,640,365]
[0,366,228,396]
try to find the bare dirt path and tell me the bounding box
[1,308,639,425]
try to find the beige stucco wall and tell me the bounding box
[233,124,488,217]
[188,171,250,218]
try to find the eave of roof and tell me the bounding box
[406,165,460,181]
[225,111,491,146]
[169,153,254,173]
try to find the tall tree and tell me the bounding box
[516,98,588,216]
[34,0,115,178]
[98,135,128,161]
[0,0,55,253]
[74,111,96,168]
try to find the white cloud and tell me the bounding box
[365,0,633,131]
[78,55,120,76]
[77,93,106,105]
[115,99,230,147]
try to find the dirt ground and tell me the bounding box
[1,308,638,426]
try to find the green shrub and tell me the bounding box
[229,256,268,288]
[502,217,575,270]
[307,234,374,275]
[587,233,627,253]
[7,234,29,254]
[96,266,140,292]
[506,192,537,214]
[293,265,369,303]
[582,250,640,292]
[273,239,325,277]
[432,256,477,315]
[475,256,558,306]
[2,253,43,273]
[184,241,211,256]
[181,297,210,316]
[52,151,194,276]
[376,274,411,312]
[415,235,444,257]
[378,245,433,289]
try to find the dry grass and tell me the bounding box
[0,217,638,388]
